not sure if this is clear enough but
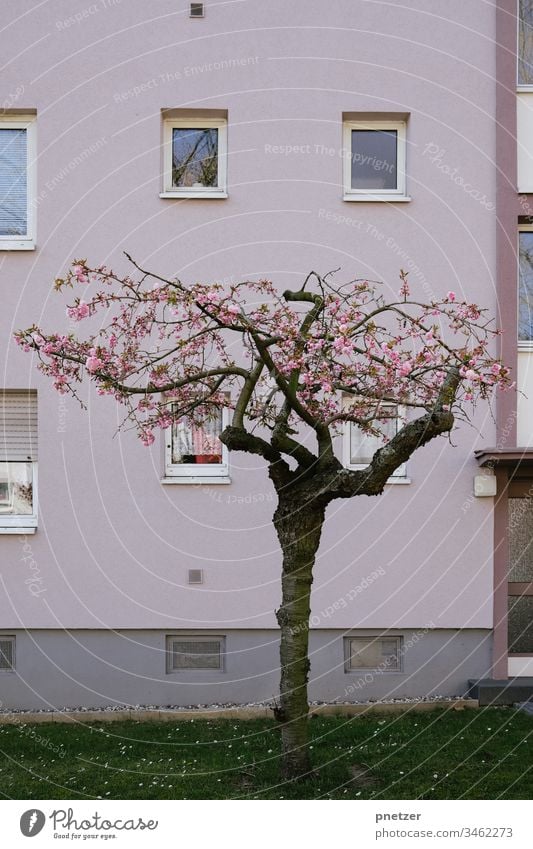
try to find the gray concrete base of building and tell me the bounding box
[468,677,533,705]
[0,628,492,711]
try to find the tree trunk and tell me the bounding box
[274,498,325,780]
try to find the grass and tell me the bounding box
[0,706,531,799]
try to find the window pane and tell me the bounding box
[347,637,400,670]
[519,0,533,85]
[380,638,400,669]
[0,128,27,236]
[351,129,397,190]
[172,128,218,187]
[508,596,533,653]
[171,640,221,669]
[519,231,533,341]
[0,639,14,670]
[350,405,398,465]
[171,411,223,465]
[0,462,33,515]
[509,497,533,581]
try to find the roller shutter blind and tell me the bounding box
[0,391,38,461]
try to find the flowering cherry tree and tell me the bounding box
[17,257,510,779]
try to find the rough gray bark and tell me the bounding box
[273,498,325,779]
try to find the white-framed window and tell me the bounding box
[519,0,533,88]
[161,116,228,198]
[0,390,38,533]
[0,115,36,250]
[166,635,225,672]
[343,401,407,480]
[344,635,402,673]
[164,405,230,482]
[0,636,15,672]
[342,119,407,201]
[519,225,533,347]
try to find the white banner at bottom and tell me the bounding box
[2,799,532,848]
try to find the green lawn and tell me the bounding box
[0,707,531,800]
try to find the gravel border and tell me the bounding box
[0,698,479,724]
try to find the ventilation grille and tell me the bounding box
[188,569,203,585]
[0,391,38,461]
[168,638,222,670]
[189,3,204,17]
[0,638,15,671]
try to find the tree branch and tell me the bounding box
[325,367,460,498]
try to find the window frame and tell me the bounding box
[344,635,403,673]
[161,117,228,199]
[518,224,533,349]
[164,405,230,483]
[518,0,533,90]
[165,634,226,673]
[0,635,16,672]
[342,400,408,481]
[342,119,407,201]
[0,462,38,533]
[0,115,36,250]
[507,482,533,658]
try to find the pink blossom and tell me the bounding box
[140,430,155,447]
[67,302,90,321]
[72,264,88,283]
[398,360,413,376]
[86,355,104,373]
[14,261,512,448]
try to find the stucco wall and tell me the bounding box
[0,1,497,631]
[0,628,491,710]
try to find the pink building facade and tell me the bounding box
[0,0,529,708]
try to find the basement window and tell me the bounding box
[0,636,15,671]
[166,635,225,671]
[344,636,402,672]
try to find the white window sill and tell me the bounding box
[343,194,411,203]
[161,476,232,485]
[159,191,228,200]
[0,526,36,534]
[0,241,35,250]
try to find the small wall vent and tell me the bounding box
[189,3,204,17]
[188,569,204,585]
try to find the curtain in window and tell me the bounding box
[0,462,33,515]
[0,129,27,236]
[171,412,222,463]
